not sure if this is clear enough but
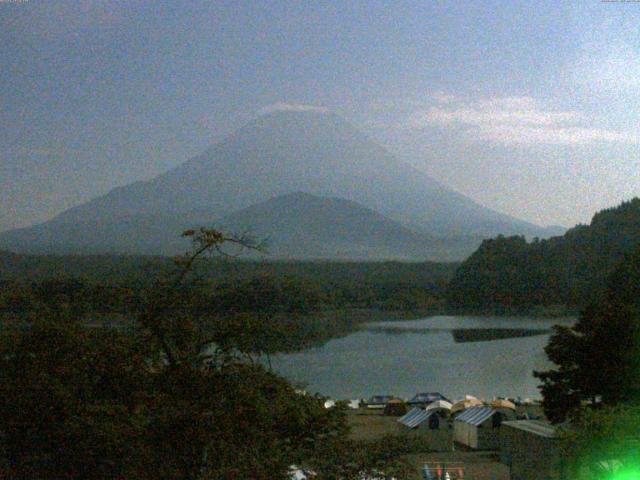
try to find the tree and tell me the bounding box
[0,309,151,479]
[0,228,415,479]
[535,246,640,423]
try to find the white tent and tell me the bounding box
[451,398,483,415]
[426,400,453,411]
[490,399,516,411]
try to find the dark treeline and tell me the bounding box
[446,198,640,315]
[0,255,456,351]
[0,257,455,313]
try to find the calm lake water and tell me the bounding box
[270,315,576,401]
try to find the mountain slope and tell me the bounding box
[0,193,480,260]
[0,110,556,257]
[216,192,479,261]
[446,198,640,313]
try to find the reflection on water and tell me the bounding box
[366,326,551,343]
[450,328,551,343]
[366,326,449,335]
[270,315,575,400]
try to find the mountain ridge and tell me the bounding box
[0,110,560,258]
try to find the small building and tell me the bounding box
[398,407,451,451]
[398,407,447,430]
[454,406,516,450]
[365,395,394,409]
[407,392,449,407]
[500,420,560,480]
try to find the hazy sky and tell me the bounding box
[1,0,639,232]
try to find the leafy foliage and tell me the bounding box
[0,229,420,479]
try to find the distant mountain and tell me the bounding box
[0,110,557,258]
[217,192,479,261]
[446,198,640,314]
[0,192,479,260]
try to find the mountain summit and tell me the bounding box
[0,110,558,259]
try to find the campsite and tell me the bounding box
[343,394,553,479]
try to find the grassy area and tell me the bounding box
[347,409,403,441]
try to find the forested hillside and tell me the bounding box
[0,253,458,351]
[446,198,640,314]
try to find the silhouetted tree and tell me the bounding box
[535,246,640,423]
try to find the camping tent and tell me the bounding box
[384,399,408,416]
[450,398,483,415]
[426,400,453,412]
[490,399,516,411]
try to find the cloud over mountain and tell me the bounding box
[406,95,638,146]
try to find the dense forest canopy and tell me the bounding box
[0,254,455,313]
[0,251,456,286]
[0,254,456,353]
[446,198,640,314]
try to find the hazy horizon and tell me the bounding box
[2,0,639,232]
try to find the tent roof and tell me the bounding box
[490,399,517,410]
[455,406,496,426]
[398,407,436,428]
[425,400,453,411]
[451,398,484,413]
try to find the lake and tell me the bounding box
[270,315,576,401]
